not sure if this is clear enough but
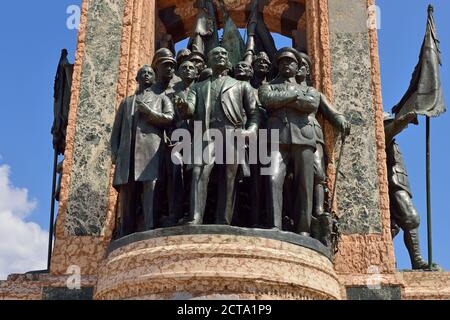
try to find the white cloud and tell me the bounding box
[0,164,48,280]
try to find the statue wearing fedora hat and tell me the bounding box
[259,47,350,237]
[111,58,175,236]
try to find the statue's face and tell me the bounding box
[179,61,197,81]
[138,67,155,86]
[296,58,311,83]
[278,57,298,78]
[235,62,253,80]
[253,59,270,75]
[158,61,175,80]
[191,58,205,73]
[209,47,229,69]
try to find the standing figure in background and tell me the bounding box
[111,64,174,237]
[188,0,219,60]
[244,0,277,65]
[234,61,254,82]
[250,52,271,90]
[384,113,433,270]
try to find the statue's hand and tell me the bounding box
[241,128,257,139]
[174,96,188,110]
[337,115,351,137]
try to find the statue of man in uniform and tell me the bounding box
[259,47,349,237]
[384,113,436,270]
[259,47,318,235]
[297,52,350,247]
[111,63,174,237]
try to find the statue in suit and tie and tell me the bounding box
[175,47,259,226]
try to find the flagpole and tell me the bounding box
[47,150,58,271]
[426,116,432,269]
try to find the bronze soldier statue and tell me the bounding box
[175,47,259,225]
[111,63,174,237]
[384,112,433,270]
[259,48,349,236]
[188,0,219,61]
[176,48,192,67]
[296,52,350,246]
[244,0,277,65]
[259,47,318,235]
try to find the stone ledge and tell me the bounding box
[97,233,341,300]
[108,225,332,260]
[401,271,450,300]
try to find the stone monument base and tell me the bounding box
[2,228,449,300]
[94,226,342,300]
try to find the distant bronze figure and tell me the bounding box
[188,0,219,60]
[176,48,192,67]
[250,52,271,89]
[234,61,254,82]
[175,47,259,225]
[384,113,431,270]
[111,63,174,237]
[218,0,246,67]
[244,0,277,65]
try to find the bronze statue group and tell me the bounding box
[109,0,434,270]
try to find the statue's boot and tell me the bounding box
[310,216,320,240]
[405,228,429,270]
[391,220,400,239]
[318,213,333,248]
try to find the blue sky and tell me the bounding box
[0,1,448,278]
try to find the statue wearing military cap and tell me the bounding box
[295,51,350,247]
[259,47,349,239]
[176,48,192,67]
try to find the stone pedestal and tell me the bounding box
[94,227,342,300]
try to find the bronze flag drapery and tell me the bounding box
[52,49,74,155]
[48,49,73,270]
[218,0,245,67]
[392,5,446,123]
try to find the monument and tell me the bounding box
[1,0,449,300]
